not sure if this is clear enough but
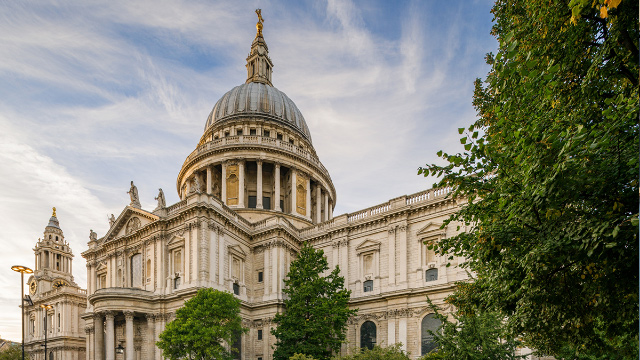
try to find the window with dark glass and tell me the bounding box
[289,139,294,144]
[425,268,438,282]
[257,329,263,340]
[263,130,270,137]
[225,131,230,137]
[363,280,373,292]
[250,128,257,135]
[263,197,271,210]
[280,200,284,211]
[232,331,241,360]
[248,196,257,209]
[174,276,180,289]
[421,314,442,355]
[360,321,376,350]
[233,282,240,295]
[277,133,283,140]
[237,129,243,136]
[258,271,263,283]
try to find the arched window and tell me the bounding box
[131,254,142,288]
[360,321,376,350]
[232,331,242,359]
[425,268,438,282]
[421,314,441,355]
[49,351,54,360]
[146,259,151,279]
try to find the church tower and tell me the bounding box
[24,208,86,360]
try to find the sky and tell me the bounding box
[0,0,497,341]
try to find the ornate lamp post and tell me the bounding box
[40,304,53,359]
[11,265,33,360]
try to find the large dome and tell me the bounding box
[204,82,312,142]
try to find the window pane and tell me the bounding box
[233,282,240,295]
[131,254,142,288]
[258,271,263,282]
[425,268,438,282]
[363,280,373,292]
[360,321,376,350]
[248,196,257,208]
[263,197,271,210]
[421,314,441,355]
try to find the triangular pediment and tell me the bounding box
[228,244,247,259]
[356,239,381,254]
[101,206,160,243]
[416,222,446,237]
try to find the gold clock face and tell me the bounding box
[29,280,37,295]
[53,280,66,289]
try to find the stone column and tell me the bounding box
[271,245,278,296]
[146,314,155,360]
[263,244,270,297]
[316,186,322,223]
[154,315,163,360]
[86,326,93,360]
[290,169,297,215]
[323,193,329,222]
[388,227,396,287]
[221,162,227,205]
[238,160,245,208]
[274,164,281,211]
[218,229,225,286]
[105,312,115,360]
[124,311,135,360]
[257,161,263,209]
[94,314,104,360]
[306,177,311,219]
[387,318,396,345]
[206,166,212,195]
[329,199,333,219]
[398,317,407,352]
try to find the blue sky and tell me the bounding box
[0,0,496,341]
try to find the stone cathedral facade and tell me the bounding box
[79,14,468,360]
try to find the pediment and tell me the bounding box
[416,221,446,238]
[167,236,185,250]
[101,206,159,243]
[228,244,247,259]
[356,239,381,254]
[95,262,107,272]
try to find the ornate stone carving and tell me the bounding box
[154,188,166,209]
[127,181,141,208]
[125,217,141,235]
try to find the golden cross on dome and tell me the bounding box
[255,9,264,37]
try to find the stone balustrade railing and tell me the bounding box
[299,186,454,239]
[182,135,331,178]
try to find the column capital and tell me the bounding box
[104,311,115,320]
[124,311,135,320]
[145,313,155,322]
[274,163,280,169]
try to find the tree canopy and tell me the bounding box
[157,288,246,360]
[0,344,21,360]
[420,0,638,358]
[271,244,356,360]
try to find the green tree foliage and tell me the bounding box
[419,297,522,360]
[0,344,21,360]
[157,288,246,360]
[334,344,411,360]
[419,0,638,358]
[272,244,357,360]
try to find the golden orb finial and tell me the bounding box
[255,9,264,37]
[52,207,57,217]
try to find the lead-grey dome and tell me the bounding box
[204,82,312,142]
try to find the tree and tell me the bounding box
[272,244,357,360]
[157,288,246,360]
[335,344,411,360]
[420,0,638,358]
[0,344,21,360]
[419,296,522,360]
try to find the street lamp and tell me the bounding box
[40,304,53,360]
[11,265,33,360]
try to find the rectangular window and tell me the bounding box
[257,329,263,340]
[263,130,270,137]
[174,276,181,289]
[236,129,243,136]
[233,282,240,295]
[258,271,263,283]
[225,131,230,137]
[280,200,284,211]
[289,139,294,144]
[250,128,257,135]
[248,196,257,209]
[277,133,283,140]
[363,280,373,292]
[263,197,271,210]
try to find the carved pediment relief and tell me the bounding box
[101,207,160,243]
[356,239,381,254]
[95,262,107,273]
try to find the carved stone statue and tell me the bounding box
[89,229,97,241]
[155,188,166,209]
[108,214,116,228]
[191,175,202,194]
[127,181,141,208]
